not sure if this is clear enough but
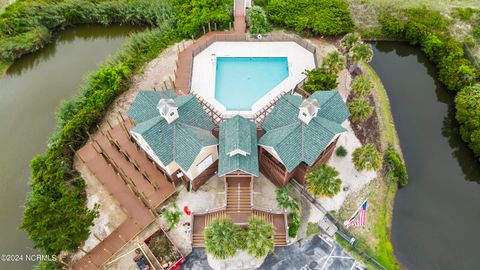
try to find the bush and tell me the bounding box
[340,32,360,53]
[379,15,404,38]
[335,146,348,157]
[246,218,274,258]
[348,97,373,122]
[162,203,181,230]
[352,144,382,171]
[303,68,338,93]
[288,212,300,238]
[351,75,373,96]
[306,165,342,198]
[0,0,176,62]
[21,27,180,258]
[322,51,345,74]
[276,186,299,212]
[384,148,408,187]
[247,6,272,34]
[455,84,480,156]
[204,218,244,259]
[266,0,354,36]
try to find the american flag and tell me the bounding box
[344,199,368,228]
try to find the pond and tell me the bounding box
[370,41,480,270]
[0,25,139,269]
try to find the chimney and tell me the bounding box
[298,98,320,124]
[157,98,179,124]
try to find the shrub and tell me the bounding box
[352,144,382,171]
[306,165,342,198]
[162,203,181,230]
[288,212,300,238]
[276,186,299,212]
[204,218,244,259]
[322,51,345,74]
[266,0,354,36]
[246,218,274,258]
[379,15,404,38]
[303,68,338,93]
[455,84,480,156]
[175,0,233,37]
[348,97,373,122]
[437,57,478,91]
[340,32,360,53]
[351,75,373,96]
[384,148,409,187]
[306,222,320,237]
[404,21,429,45]
[335,146,348,157]
[247,6,272,34]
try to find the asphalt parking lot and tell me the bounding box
[181,235,365,270]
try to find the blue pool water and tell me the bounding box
[215,57,289,110]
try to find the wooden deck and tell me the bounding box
[73,120,176,269]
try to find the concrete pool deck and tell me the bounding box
[190,41,316,118]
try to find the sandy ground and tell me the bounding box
[208,250,265,270]
[69,159,127,263]
[252,174,281,211]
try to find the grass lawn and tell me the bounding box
[336,62,401,269]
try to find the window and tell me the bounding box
[302,112,307,117]
[170,111,175,116]
[196,155,213,174]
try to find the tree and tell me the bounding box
[162,203,181,230]
[351,75,373,96]
[247,6,272,34]
[335,146,348,157]
[246,218,274,258]
[352,144,382,171]
[276,186,299,212]
[204,218,243,259]
[349,43,373,72]
[322,51,345,74]
[438,57,478,91]
[303,68,338,93]
[306,165,342,198]
[340,32,360,53]
[455,84,480,156]
[384,147,409,187]
[348,97,373,122]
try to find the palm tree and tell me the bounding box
[351,75,373,96]
[352,144,383,171]
[246,218,274,258]
[322,51,345,74]
[340,33,360,53]
[348,96,373,122]
[162,202,181,230]
[349,43,373,73]
[306,165,342,198]
[204,218,243,259]
[276,186,299,212]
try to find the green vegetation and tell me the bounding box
[340,32,360,52]
[348,96,373,122]
[266,0,354,36]
[455,84,480,156]
[247,6,272,34]
[162,203,182,230]
[246,218,275,258]
[276,186,299,212]
[204,218,244,259]
[352,144,382,171]
[384,147,409,187]
[21,27,180,262]
[175,0,233,37]
[335,145,348,157]
[351,75,373,96]
[306,222,320,237]
[306,165,342,198]
[303,67,338,93]
[288,212,300,238]
[322,51,346,74]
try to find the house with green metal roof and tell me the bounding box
[218,115,259,177]
[258,90,349,186]
[127,90,219,190]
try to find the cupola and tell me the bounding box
[298,98,320,124]
[157,98,179,124]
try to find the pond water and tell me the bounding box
[370,41,480,270]
[0,25,139,269]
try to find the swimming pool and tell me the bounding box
[215,57,289,111]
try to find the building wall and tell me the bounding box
[186,145,219,180]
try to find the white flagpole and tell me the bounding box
[344,198,368,227]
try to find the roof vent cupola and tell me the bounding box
[157,98,179,124]
[298,98,320,124]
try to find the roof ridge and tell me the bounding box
[301,123,305,161]
[268,122,301,148]
[172,123,177,162]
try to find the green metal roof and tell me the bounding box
[218,115,259,177]
[128,90,217,171]
[259,90,349,172]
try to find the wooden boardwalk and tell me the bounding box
[174,0,247,93]
[73,120,176,269]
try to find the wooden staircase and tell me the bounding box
[226,179,252,214]
[192,211,227,247]
[253,210,287,246]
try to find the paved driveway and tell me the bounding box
[181,235,365,270]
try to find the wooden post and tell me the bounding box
[214,22,217,31]
[106,119,113,129]
[208,22,211,32]
[163,81,168,89]
[203,25,206,34]
[229,22,232,31]
[79,247,89,254]
[97,125,105,136]
[93,233,102,242]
